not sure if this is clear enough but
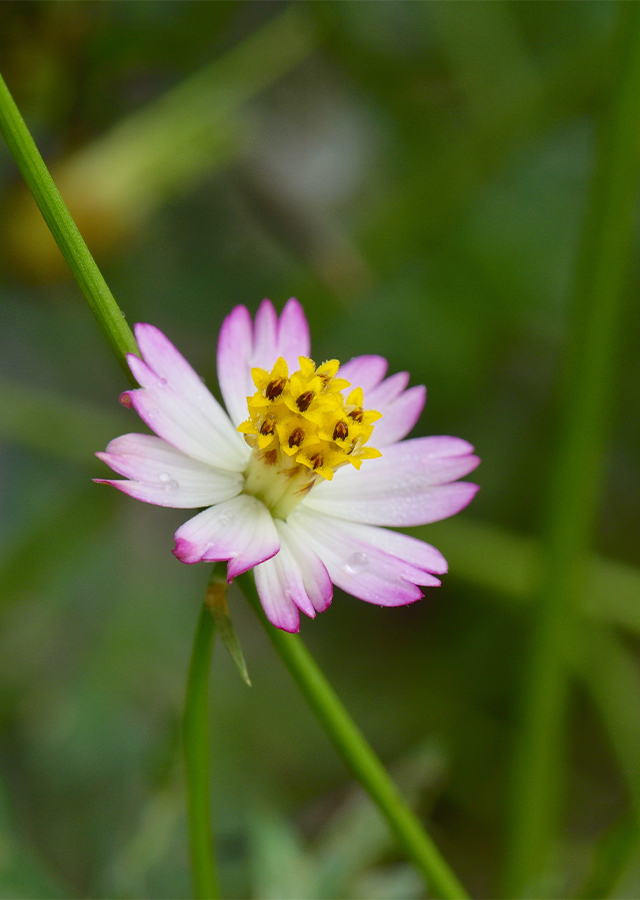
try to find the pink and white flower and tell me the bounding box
[96,299,479,632]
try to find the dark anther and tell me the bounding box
[309,454,323,470]
[288,428,304,448]
[260,418,276,435]
[333,420,349,441]
[296,390,314,412]
[348,408,364,422]
[266,378,286,401]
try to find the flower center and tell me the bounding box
[238,356,381,519]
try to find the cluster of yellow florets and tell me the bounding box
[238,356,381,482]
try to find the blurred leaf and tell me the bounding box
[577,625,640,811]
[249,806,317,900]
[206,564,251,687]
[2,5,316,281]
[578,815,639,900]
[352,864,425,900]
[98,780,183,899]
[313,741,447,899]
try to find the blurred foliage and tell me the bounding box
[1,1,640,898]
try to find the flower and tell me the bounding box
[96,299,480,632]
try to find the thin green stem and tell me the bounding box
[506,5,640,895]
[0,72,138,382]
[237,571,469,900]
[183,584,221,900]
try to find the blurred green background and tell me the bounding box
[1,2,640,898]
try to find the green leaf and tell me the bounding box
[206,564,251,688]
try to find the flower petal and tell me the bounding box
[252,298,279,370]
[276,297,311,367]
[253,519,333,631]
[302,436,480,526]
[126,325,248,470]
[339,355,388,393]
[277,519,333,613]
[217,299,312,427]
[368,384,426,447]
[217,304,254,427]
[96,433,243,508]
[365,371,409,407]
[322,519,448,575]
[253,557,302,632]
[291,508,434,606]
[173,494,279,578]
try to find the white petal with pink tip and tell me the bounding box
[367,384,426,447]
[96,433,242,508]
[217,298,310,428]
[302,437,480,526]
[126,326,247,471]
[290,508,436,606]
[317,518,449,575]
[253,519,332,632]
[173,494,280,578]
[339,355,388,394]
[216,305,254,428]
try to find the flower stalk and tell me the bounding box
[237,570,469,900]
[183,569,225,900]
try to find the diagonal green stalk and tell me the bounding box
[505,5,640,896]
[236,571,469,900]
[0,73,138,382]
[183,570,227,900]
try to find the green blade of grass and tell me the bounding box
[505,4,640,895]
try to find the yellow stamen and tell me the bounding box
[238,356,381,518]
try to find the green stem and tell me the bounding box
[506,5,640,895]
[0,72,138,382]
[237,571,469,900]
[183,586,221,900]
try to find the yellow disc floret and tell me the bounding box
[238,356,381,519]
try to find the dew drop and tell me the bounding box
[159,473,179,492]
[344,551,368,574]
[218,509,235,526]
[158,377,168,387]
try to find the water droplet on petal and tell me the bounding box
[344,551,368,574]
[218,509,235,526]
[164,479,179,492]
[158,377,168,386]
[158,472,171,483]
